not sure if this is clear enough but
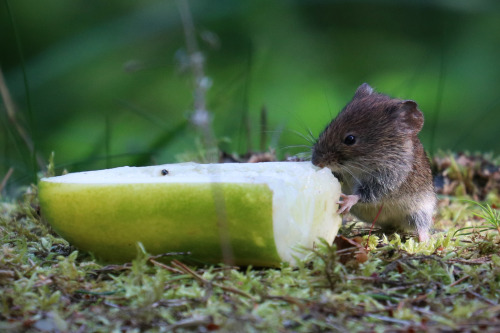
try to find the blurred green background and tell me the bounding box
[1,0,500,190]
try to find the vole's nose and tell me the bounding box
[311,156,324,168]
[311,153,323,168]
[311,151,324,168]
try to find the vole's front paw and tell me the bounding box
[337,193,360,214]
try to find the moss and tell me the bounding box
[1,182,500,332]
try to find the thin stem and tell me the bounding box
[105,115,111,169]
[260,105,267,152]
[429,44,446,156]
[176,0,217,162]
[0,167,14,193]
[171,260,253,299]
[0,67,44,170]
[366,203,384,250]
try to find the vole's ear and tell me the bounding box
[353,83,374,99]
[398,100,424,134]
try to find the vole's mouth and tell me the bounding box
[323,162,341,172]
[332,171,343,182]
[317,163,344,181]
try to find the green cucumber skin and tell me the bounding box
[39,181,282,266]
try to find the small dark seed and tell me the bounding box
[161,169,169,176]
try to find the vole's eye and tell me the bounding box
[343,135,356,145]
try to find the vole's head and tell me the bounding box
[311,83,424,174]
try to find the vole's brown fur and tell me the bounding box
[311,83,435,241]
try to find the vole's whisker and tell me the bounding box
[306,128,316,143]
[295,151,312,159]
[281,144,313,150]
[348,162,378,179]
[345,161,370,173]
[339,165,362,186]
[289,129,315,145]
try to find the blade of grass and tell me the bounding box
[4,0,43,181]
[454,227,494,237]
[105,115,111,169]
[132,120,188,166]
[0,109,31,172]
[454,199,500,236]
[117,99,168,128]
[239,41,253,154]
[0,67,44,172]
[260,105,267,152]
[0,167,14,193]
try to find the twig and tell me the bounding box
[470,303,500,319]
[93,263,132,274]
[381,255,446,277]
[265,295,307,311]
[338,235,363,248]
[348,275,420,288]
[103,301,121,309]
[149,251,192,260]
[448,257,492,265]
[465,289,498,306]
[148,252,192,273]
[0,269,15,279]
[483,304,500,314]
[170,260,254,300]
[165,316,212,331]
[449,275,470,287]
[149,259,184,274]
[366,314,413,326]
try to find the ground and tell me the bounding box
[1,153,500,332]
